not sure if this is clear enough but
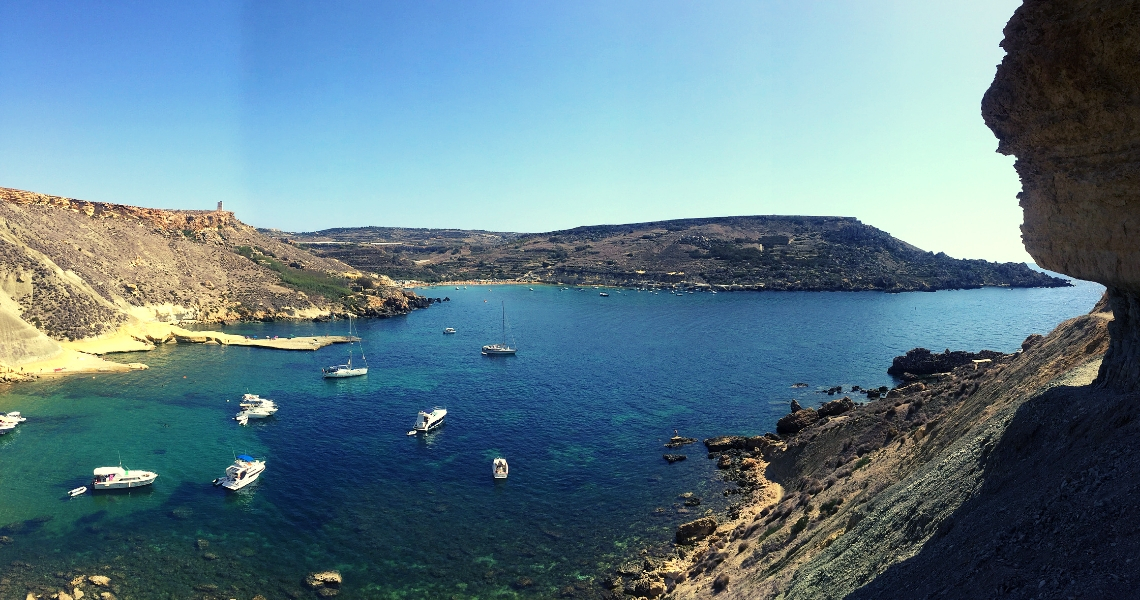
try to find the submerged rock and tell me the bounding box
[663,454,687,464]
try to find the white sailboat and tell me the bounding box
[481,301,517,356]
[323,316,369,378]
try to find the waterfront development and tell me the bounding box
[0,281,1102,598]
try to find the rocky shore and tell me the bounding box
[599,298,1115,599]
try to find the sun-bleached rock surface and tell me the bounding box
[982,0,1140,390]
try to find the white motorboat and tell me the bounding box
[443,328,456,334]
[408,407,447,435]
[493,457,508,479]
[481,301,517,356]
[215,455,265,491]
[599,292,609,297]
[2,412,25,423]
[240,394,278,413]
[323,316,369,378]
[234,412,249,426]
[68,486,87,497]
[92,465,158,490]
[0,422,15,435]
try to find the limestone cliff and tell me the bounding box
[982,0,1140,390]
[0,187,424,367]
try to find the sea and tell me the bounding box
[0,278,1105,598]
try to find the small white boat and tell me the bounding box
[408,407,447,435]
[493,457,508,479]
[443,328,456,334]
[3,412,26,423]
[92,465,158,490]
[215,455,265,491]
[599,292,609,297]
[234,412,249,426]
[68,486,87,497]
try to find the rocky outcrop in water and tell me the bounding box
[886,347,1006,376]
[982,0,1140,391]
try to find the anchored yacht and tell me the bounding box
[408,407,447,435]
[92,465,158,490]
[215,455,266,491]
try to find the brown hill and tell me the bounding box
[0,187,426,368]
[278,217,1068,292]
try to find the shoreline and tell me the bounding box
[2,321,359,388]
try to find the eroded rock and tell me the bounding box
[776,409,818,435]
[676,517,718,545]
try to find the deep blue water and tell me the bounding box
[0,280,1104,597]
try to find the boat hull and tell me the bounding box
[323,368,368,378]
[481,347,516,356]
[92,474,157,490]
[220,470,262,491]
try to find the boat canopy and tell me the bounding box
[237,454,255,462]
[93,467,126,476]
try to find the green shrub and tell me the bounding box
[854,457,871,471]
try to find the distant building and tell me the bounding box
[217,201,224,211]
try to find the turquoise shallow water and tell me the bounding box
[0,281,1104,598]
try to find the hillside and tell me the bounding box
[274,216,1069,291]
[0,187,427,369]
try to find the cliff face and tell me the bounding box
[0,187,420,366]
[982,0,1140,390]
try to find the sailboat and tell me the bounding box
[481,301,517,356]
[322,316,369,378]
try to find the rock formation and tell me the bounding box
[0,186,426,368]
[982,0,1140,390]
[886,347,1006,376]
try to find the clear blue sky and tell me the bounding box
[0,1,1028,261]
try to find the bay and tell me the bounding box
[0,279,1103,597]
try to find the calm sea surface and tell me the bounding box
[0,279,1104,598]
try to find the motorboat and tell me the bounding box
[214,455,266,491]
[240,394,278,412]
[481,301,517,356]
[68,486,88,497]
[493,457,509,479]
[322,317,368,378]
[92,465,158,490]
[2,412,25,423]
[443,328,456,334]
[599,292,609,297]
[234,412,249,426]
[407,407,446,435]
[0,422,15,435]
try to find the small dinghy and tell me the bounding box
[68,486,88,497]
[493,457,508,479]
[235,412,249,426]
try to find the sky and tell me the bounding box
[0,1,1030,261]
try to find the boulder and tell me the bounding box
[664,436,697,448]
[790,399,803,412]
[87,576,110,588]
[676,516,718,545]
[818,396,855,417]
[704,436,745,452]
[663,454,687,464]
[776,409,818,435]
[305,571,342,590]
